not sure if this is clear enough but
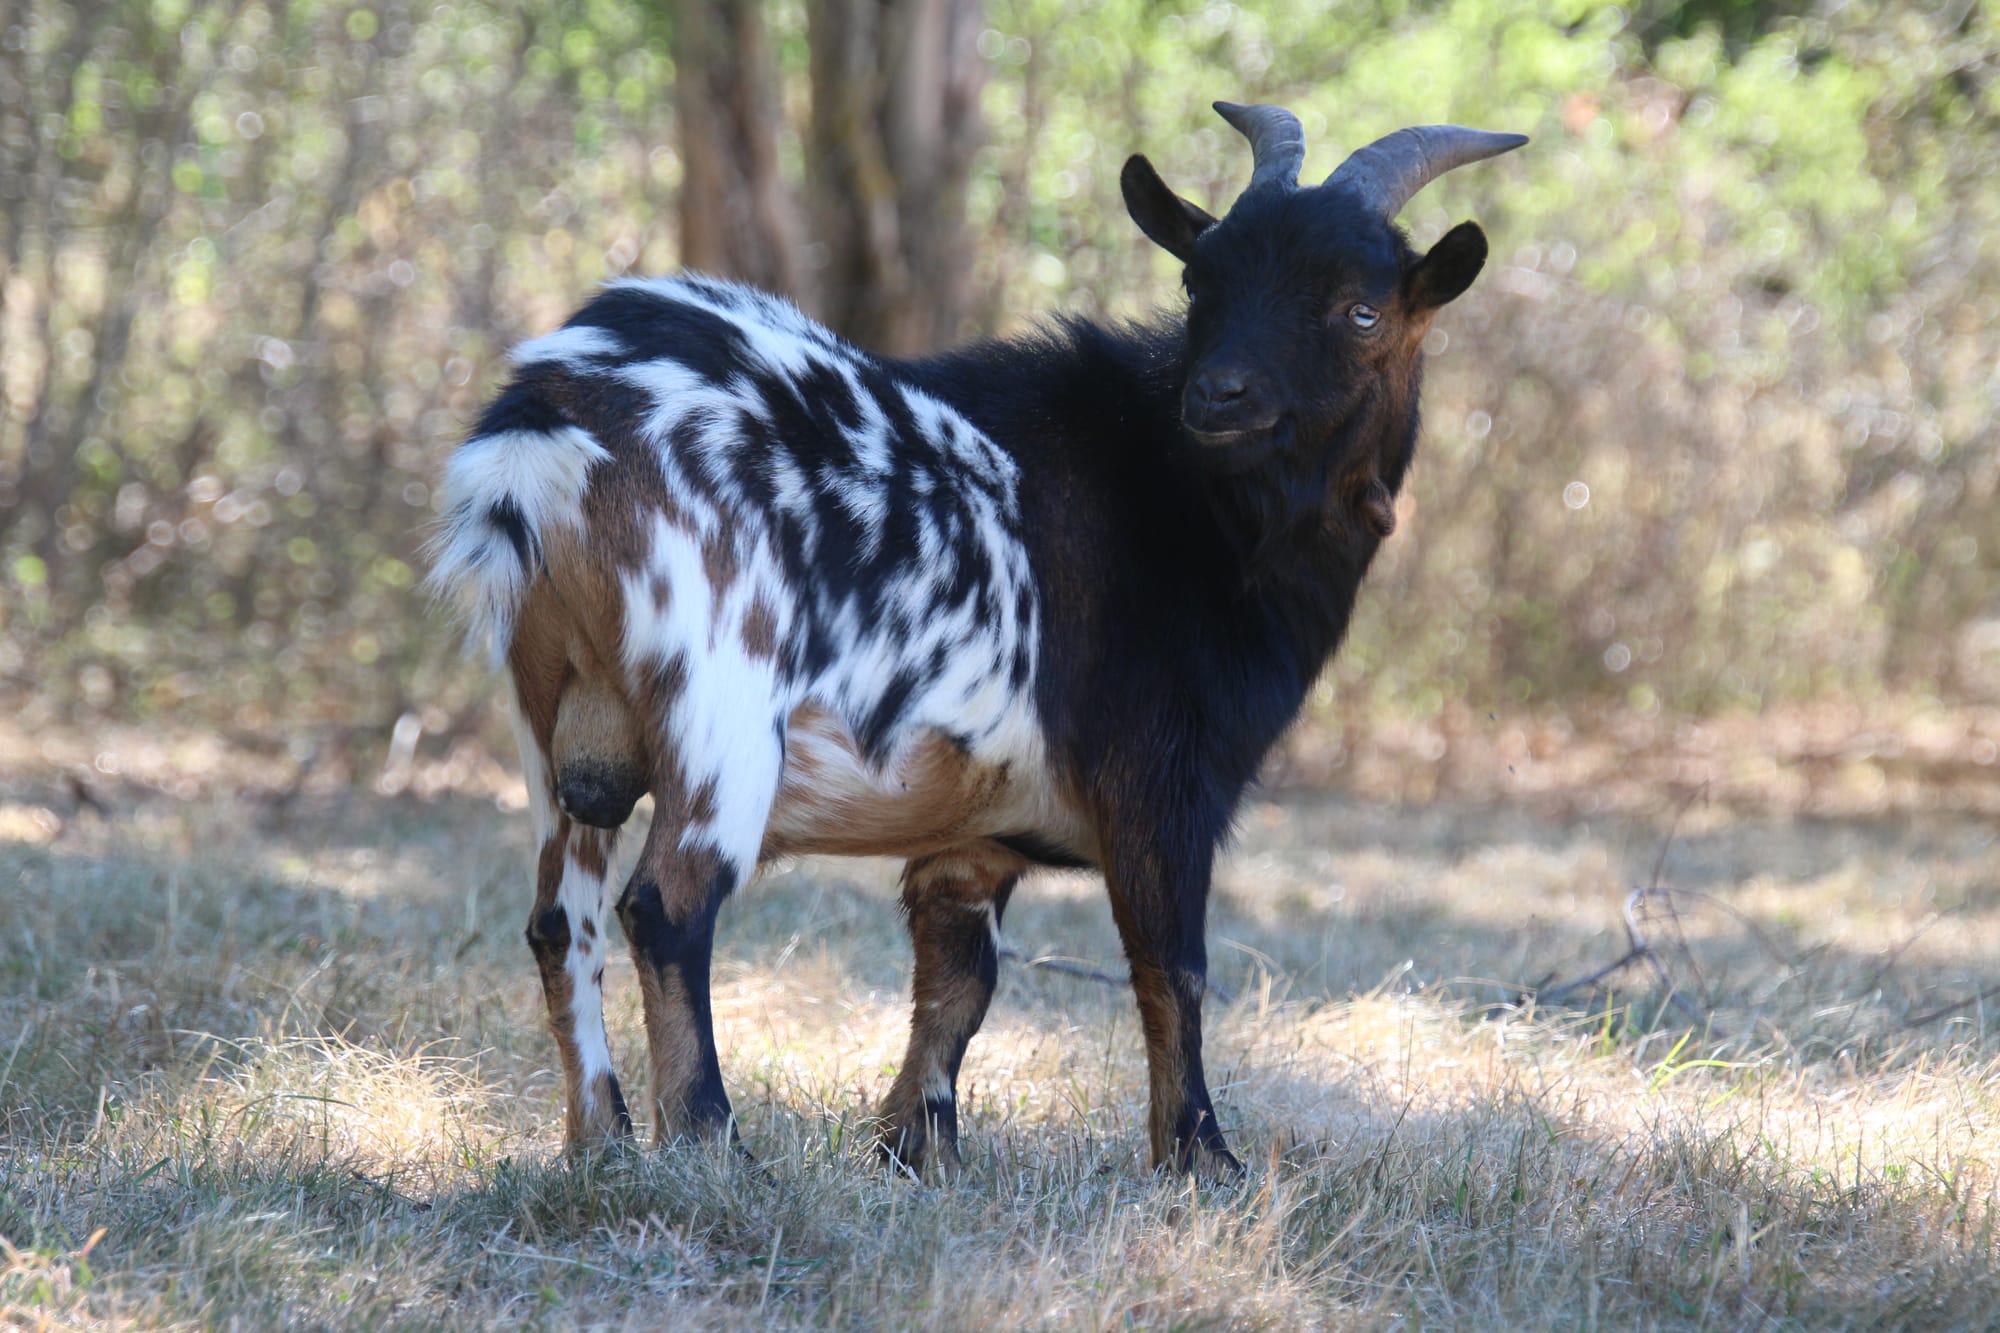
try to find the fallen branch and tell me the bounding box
[1861,913,1939,995]
[1533,887,1705,1030]
[1625,889,1711,1028]
[998,947,1126,988]
[999,947,1238,1005]
[1902,982,2000,1030]
[1530,786,1711,1029]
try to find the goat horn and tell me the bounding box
[1323,125,1528,219]
[1214,101,1306,192]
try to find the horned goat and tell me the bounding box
[431,101,1526,1177]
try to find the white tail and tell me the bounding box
[426,422,609,662]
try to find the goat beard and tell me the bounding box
[1210,447,1352,587]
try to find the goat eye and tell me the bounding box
[1348,303,1381,329]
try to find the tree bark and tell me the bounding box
[671,0,805,298]
[808,0,984,355]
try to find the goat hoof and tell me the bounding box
[876,1116,963,1183]
[1164,1141,1247,1185]
[567,1099,635,1153]
[567,1121,636,1149]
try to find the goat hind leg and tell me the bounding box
[616,700,785,1147]
[877,843,1023,1180]
[509,625,634,1150]
[526,817,635,1147]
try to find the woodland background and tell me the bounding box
[11,5,2000,1327]
[3,0,1997,773]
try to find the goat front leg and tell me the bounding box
[877,842,1024,1180]
[1103,834,1243,1180]
[525,816,635,1147]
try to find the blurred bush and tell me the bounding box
[1,0,1994,743]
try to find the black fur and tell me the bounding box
[449,115,1506,1177]
[899,170,1492,1171]
[616,875,736,1132]
[906,181,1483,844]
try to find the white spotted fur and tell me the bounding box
[429,425,610,662]
[434,274,1066,885]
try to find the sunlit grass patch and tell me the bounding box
[5,778,2000,1326]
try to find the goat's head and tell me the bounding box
[1122,103,1524,519]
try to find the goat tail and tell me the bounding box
[425,390,611,663]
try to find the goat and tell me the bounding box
[430,101,1525,1179]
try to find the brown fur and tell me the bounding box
[636,958,710,1138]
[657,840,729,926]
[741,596,779,661]
[762,706,1028,860]
[505,582,569,745]
[687,777,719,828]
[876,842,1025,1179]
[507,548,643,784]
[551,652,644,787]
[1125,958,1188,1166]
[568,824,612,881]
[701,526,739,595]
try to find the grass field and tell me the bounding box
[4,724,2000,1329]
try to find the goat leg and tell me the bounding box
[877,842,1023,1180]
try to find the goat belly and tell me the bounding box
[760,702,1091,862]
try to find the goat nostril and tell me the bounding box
[1193,374,1249,409]
[1197,371,1250,405]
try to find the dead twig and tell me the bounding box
[1641,886,1796,972]
[1646,782,1699,892]
[1531,933,1649,1006]
[998,946,1126,988]
[1901,982,2000,1030]
[999,947,1237,1005]
[1626,890,1710,1027]
[1533,887,1703,1031]
[1531,785,1711,1029]
[819,881,1242,1004]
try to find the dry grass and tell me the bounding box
[4,745,2000,1328]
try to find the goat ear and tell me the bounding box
[1406,220,1488,312]
[1121,155,1216,262]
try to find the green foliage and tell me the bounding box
[975,0,1998,717]
[0,0,1994,733]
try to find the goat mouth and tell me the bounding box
[1185,417,1290,468]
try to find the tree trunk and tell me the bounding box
[808,0,984,355]
[671,0,805,298]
